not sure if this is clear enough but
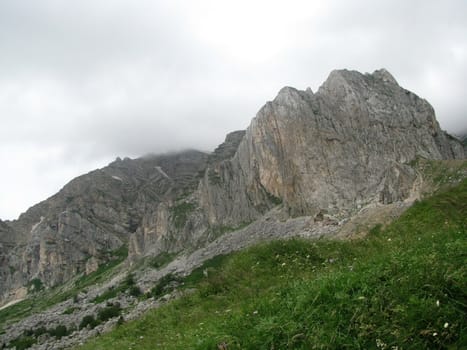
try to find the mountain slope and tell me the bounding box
[0,68,466,349]
[1,68,465,305]
[0,150,208,304]
[80,178,467,349]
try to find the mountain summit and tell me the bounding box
[0,69,464,307]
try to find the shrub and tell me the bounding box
[33,326,47,337]
[8,336,36,350]
[28,278,44,292]
[128,285,142,297]
[63,307,77,315]
[79,315,100,330]
[150,273,180,299]
[97,304,121,322]
[123,274,135,286]
[48,324,69,339]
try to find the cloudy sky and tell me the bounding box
[1,0,466,220]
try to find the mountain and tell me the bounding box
[0,150,208,303]
[0,69,465,348]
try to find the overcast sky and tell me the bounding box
[1,0,466,220]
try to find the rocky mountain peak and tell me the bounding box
[372,68,398,84]
[0,68,464,309]
[209,130,246,164]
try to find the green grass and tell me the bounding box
[0,246,128,331]
[413,158,467,190]
[79,179,467,349]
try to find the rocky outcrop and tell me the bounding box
[196,69,464,226]
[0,151,208,305]
[1,68,464,307]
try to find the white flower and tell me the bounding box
[281,262,286,267]
[444,322,449,328]
[253,310,258,315]
[436,300,440,307]
[433,332,438,337]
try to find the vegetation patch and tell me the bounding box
[170,202,195,229]
[92,274,139,303]
[97,303,122,322]
[7,335,36,350]
[79,315,100,330]
[6,324,73,349]
[63,306,78,315]
[149,252,177,269]
[27,278,44,293]
[266,191,283,206]
[412,158,467,191]
[149,273,182,299]
[80,179,467,349]
[207,169,222,185]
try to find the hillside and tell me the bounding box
[78,177,465,349]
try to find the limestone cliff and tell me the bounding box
[194,69,463,224]
[0,68,464,306]
[0,151,208,303]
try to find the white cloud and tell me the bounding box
[0,0,466,219]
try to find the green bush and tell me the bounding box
[8,336,36,350]
[79,315,100,330]
[48,324,69,339]
[28,278,44,292]
[128,285,142,297]
[97,304,121,322]
[63,306,77,315]
[150,274,181,299]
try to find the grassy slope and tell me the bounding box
[80,179,467,349]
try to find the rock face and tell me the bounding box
[195,68,464,225]
[0,151,208,304]
[461,134,467,154]
[0,68,464,306]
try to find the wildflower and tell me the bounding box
[433,332,438,337]
[436,300,440,307]
[376,338,387,349]
[281,262,286,267]
[387,238,392,242]
[444,322,449,328]
[253,310,258,315]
